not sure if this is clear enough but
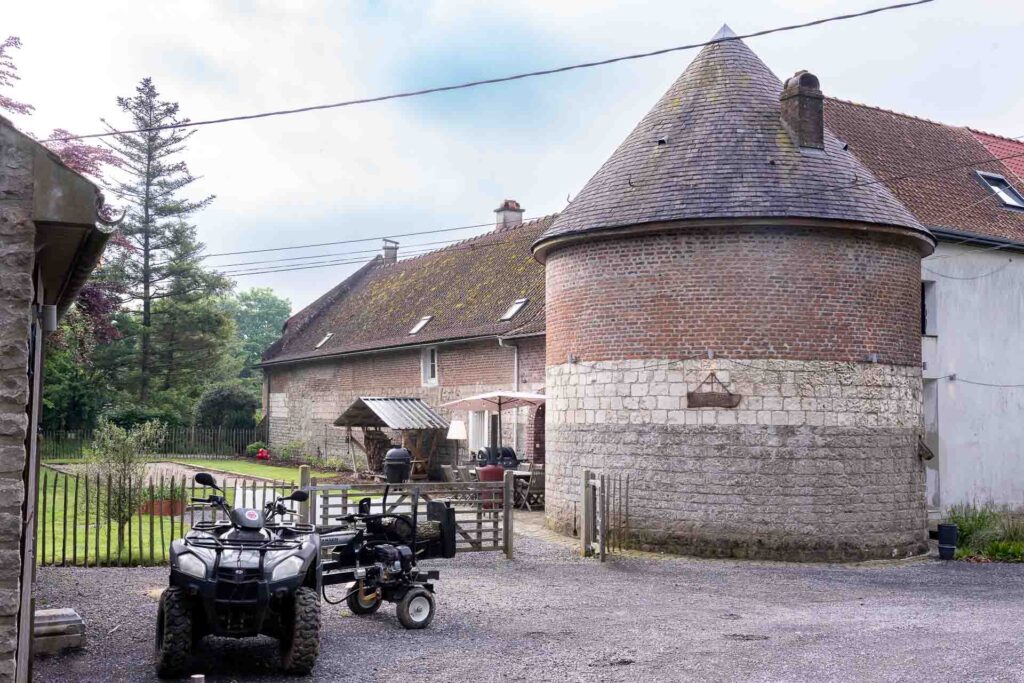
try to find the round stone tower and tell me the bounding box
[533,27,934,561]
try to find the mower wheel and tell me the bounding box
[280,587,321,674]
[346,582,382,615]
[397,588,435,630]
[155,587,192,678]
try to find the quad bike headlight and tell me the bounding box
[270,556,305,582]
[177,553,206,580]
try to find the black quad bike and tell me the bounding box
[319,488,457,630]
[155,472,320,677]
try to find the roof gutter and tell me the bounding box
[928,226,1024,254]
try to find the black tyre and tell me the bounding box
[280,586,321,675]
[346,582,382,615]
[155,587,192,678]
[396,588,435,630]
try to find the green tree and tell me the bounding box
[222,288,291,378]
[194,384,259,430]
[99,78,224,402]
[89,419,166,551]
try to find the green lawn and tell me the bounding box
[165,458,336,482]
[36,467,222,567]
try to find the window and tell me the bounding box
[421,347,438,386]
[409,315,432,335]
[314,332,333,349]
[468,410,490,451]
[977,171,1024,209]
[500,298,529,322]
[921,280,937,336]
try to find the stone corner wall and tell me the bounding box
[544,358,928,562]
[0,121,38,682]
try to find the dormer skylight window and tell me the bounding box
[500,298,529,321]
[409,316,432,335]
[977,171,1024,209]
[314,332,333,349]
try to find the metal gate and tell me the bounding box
[581,469,629,561]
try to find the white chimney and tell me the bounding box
[494,199,524,229]
[382,239,398,264]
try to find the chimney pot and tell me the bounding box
[780,70,824,150]
[494,199,524,229]
[382,239,398,264]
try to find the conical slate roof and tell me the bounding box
[535,28,928,253]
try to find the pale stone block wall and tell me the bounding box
[545,358,927,561]
[0,121,38,682]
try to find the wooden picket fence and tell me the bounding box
[41,424,267,460]
[308,472,515,559]
[35,465,297,567]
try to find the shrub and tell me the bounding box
[946,503,1000,551]
[998,512,1024,544]
[983,540,1024,562]
[245,441,267,458]
[193,384,259,430]
[144,482,188,502]
[102,404,182,429]
[277,441,305,463]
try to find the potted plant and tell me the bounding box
[139,483,187,516]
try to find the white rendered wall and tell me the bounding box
[922,241,1024,510]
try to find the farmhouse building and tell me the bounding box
[0,117,110,682]
[262,29,1024,560]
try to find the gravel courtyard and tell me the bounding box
[33,533,1024,682]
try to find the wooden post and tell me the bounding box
[503,469,514,560]
[298,466,311,524]
[599,473,607,563]
[581,469,592,557]
[72,475,79,566]
[40,471,47,566]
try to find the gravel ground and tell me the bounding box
[33,535,1024,682]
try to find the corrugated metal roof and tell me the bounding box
[334,397,449,430]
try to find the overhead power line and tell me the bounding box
[44,0,934,144]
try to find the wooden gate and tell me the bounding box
[307,472,515,559]
[581,469,629,561]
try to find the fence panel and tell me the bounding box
[581,469,630,561]
[40,424,268,461]
[313,478,513,559]
[35,465,297,567]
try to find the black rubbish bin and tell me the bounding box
[937,523,958,561]
[384,447,412,483]
[498,447,520,469]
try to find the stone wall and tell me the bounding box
[545,358,927,561]
[0,121,38,682]
[266,336,545,469]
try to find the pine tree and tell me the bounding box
[99,78,224,402]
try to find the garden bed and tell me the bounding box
[945,503,1024,562]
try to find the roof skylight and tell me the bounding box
[978,171,1024,208]
[409,316,433,335]
[500,298,529,322]
[314,332,333,349]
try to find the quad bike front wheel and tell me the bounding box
[280,586,321,674]
[155,587,192,678]
[346,581,382,615]
[397,588,435,630]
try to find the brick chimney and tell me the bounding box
[495,199,524,229]
[780,71,824,150]
[382,239,398,264]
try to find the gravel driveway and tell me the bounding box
[33,535,1024,682]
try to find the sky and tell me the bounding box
[6,0,1023,313]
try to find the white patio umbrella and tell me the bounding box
[442,391,546,451]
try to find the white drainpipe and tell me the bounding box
[498,338,519,452]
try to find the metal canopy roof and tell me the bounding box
[334,397,449,430]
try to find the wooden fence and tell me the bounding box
[308,471,515,559]
[581,469,630,561]
[41,424,267,460]
[35,465,297,567]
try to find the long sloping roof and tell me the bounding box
[535,27,924,250]
[334,397,448,430]
[261,216,552,365]
[824,100,1024,243]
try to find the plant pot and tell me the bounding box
[139,499,185,516]
[937,523,958,560]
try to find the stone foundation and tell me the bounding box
[544,359,928,561]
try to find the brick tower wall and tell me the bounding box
[543,225,928,561]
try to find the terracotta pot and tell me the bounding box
[139,499,185,516]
